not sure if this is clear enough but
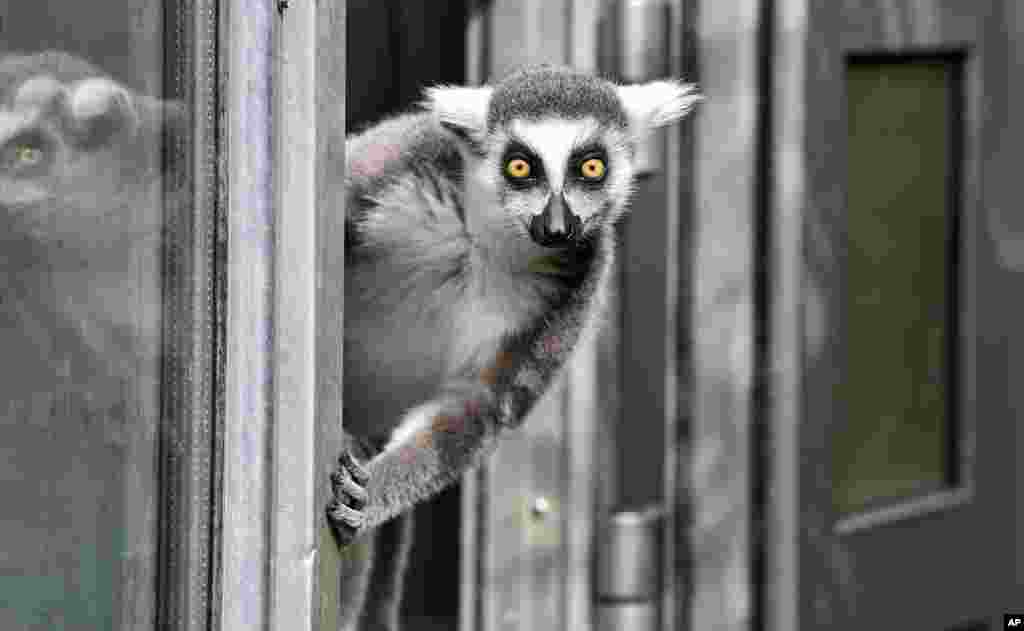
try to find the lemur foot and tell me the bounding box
[326,449,370,546]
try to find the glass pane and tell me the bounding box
[0,4,187,628]
[834,58,959,515]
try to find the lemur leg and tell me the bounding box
[357,512,414,631]
[338,530,375,631]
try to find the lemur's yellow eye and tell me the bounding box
[580,157,606,180]
[505,158,531,179]
[15,145,44,166]
[2,139,49,174]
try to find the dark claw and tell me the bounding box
[326,448,369,546]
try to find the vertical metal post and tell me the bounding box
[619,0,670,174]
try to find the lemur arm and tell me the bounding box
[327,245,607,543]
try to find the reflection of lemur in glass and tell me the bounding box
[0,51,183,402]
[330,65,699,629]
[1,51,182,250]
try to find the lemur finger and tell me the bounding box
[338,449,370,485]
[330,469,368,509]
[326,498,366,529]
[13,75,67,110]
[67,77,139,147]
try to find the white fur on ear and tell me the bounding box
[422,85,493,132]
[617,80,701,135]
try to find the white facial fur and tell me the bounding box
[485,117,635,228]
[509,118,598,196]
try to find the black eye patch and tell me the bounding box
[500,140,544,186]
[569,144,609,184]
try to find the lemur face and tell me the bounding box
[488,116,633,247]
[2,74,138,208]
[0,52,178,262]
[424,65,700,248]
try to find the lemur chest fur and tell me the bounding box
[344,248,560,440]
[342,115,572,438]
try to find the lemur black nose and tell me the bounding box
[530,193,582,247]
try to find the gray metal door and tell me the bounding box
[768,1,1024,629]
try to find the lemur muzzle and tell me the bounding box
[530,192,581,247]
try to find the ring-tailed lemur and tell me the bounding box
[1,50,184,399]
[329,65,700,629]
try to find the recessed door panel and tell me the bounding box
[769,1,1024,629]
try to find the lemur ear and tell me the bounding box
[423,85,493,133]
[617,80,701,136]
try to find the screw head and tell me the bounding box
[530,496,552,519]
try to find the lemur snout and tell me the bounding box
[530,192,582,247]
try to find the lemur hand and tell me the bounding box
[326,449,370,546]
